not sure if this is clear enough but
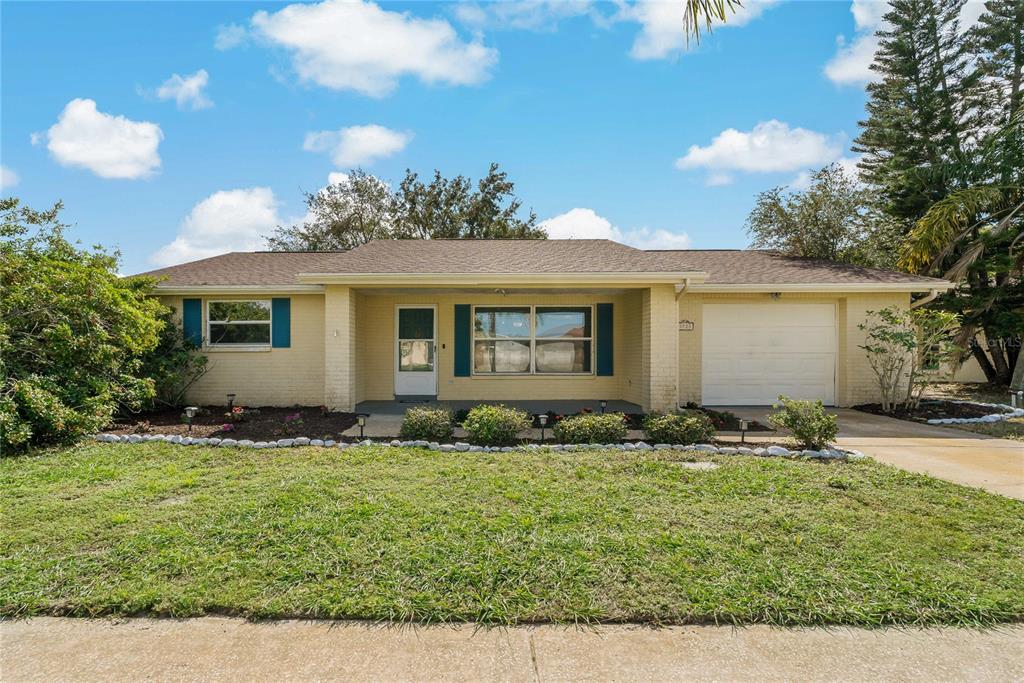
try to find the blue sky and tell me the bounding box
[2,0,966,274]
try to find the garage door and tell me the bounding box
[701,303,836,406]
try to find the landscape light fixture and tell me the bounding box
[537,413,548,442]
[600,400,607,414]
[356,414,368,439]
[739,419,749,444]
[226,393,236,411]
[184,406,199,434]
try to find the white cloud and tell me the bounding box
[327,171,350,186]
[1,166,19,190]
[705,172,733,187]
[454,1,595,32]
[154,69,213,110]
[304,124,411,167]
[215,23,248,50]
[539,207,691,250]
[675,120,843,183]
[249,0,497,97]
[625,0,779,60]
[45,99,162,179]
[151,188,281,266]
[826,0,987,85]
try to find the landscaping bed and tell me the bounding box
[853,400,995,422]
[109,406,358,441]
[3,442,1023,626]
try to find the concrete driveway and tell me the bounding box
[727,407,1024,500]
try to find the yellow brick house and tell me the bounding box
[140,239,952,413]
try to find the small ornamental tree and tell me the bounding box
[858,306,961,413]
[1,199,165,452]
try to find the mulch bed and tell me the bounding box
[853,399,996,423]
[109,406,358,441]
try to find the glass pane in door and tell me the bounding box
[399,308,434,339]
[399,340,434,372]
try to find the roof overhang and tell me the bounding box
[688,282,955,293]
[154,285,326,295]
[295,271,709,287]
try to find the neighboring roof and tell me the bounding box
[652,250,949,287]
[137,240,949,290]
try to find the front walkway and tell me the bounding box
[3,617,1021,682]
[725,407,1024,500]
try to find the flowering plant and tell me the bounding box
[221,423,235,432]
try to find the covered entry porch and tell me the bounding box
[322,282,681,414]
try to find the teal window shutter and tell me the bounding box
[596,303,613,376]
[183,298,202,347]
[454,304,471,377]
[272,298,291,348]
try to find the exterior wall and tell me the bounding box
[644,284,679,412]
[160,294,325,407]
[677,291,912,407]
[353,291,643,403]
[324,286,357,411]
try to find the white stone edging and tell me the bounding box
[91,434,864,461]
[925,400,1024,426]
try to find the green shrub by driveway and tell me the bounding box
[642,411,716,444]
[3,443,1023,626]
[769,396,839,450]
[553,412,628,444]
[460,404,531,446]
[399,406,454,442]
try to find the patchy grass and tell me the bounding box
[2,443,1023,626]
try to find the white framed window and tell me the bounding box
[472,305,593,375]
[207,300,272,347]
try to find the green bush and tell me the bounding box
[1,199,164,453]
[136,308,209,409]
[768,395,838,450]
[553,412,628,444]
[642,410,716,444]
[461,404,531,446]
[399,406,454,442]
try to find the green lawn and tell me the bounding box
[3,443,1023,626]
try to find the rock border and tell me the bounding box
[91,434,865,461]
[926,400,1024,426]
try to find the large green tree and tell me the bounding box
[745,163,897,267]
[853,0,981,227]
[1,199,165,452]
[267,164,544,251]
[891,1,1024,385]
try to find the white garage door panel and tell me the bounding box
[702,304,836,405]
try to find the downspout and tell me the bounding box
[910,288,940,309]
[674,278,690,301]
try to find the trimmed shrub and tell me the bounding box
[461,404,531,446]
[399,406,454,442]
[642,410,716,444]
[553,412,629,444]
[768,395,838,450]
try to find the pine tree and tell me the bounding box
[853,0,980,227]
[973,0,1024,126]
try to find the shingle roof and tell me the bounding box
[651,250,949,286]
[137,240,948,288]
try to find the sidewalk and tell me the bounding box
[3,617,1022,682]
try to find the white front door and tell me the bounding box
[395,306,437,396]
[701,303,837,405]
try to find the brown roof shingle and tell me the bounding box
[651,250,949,286]
[136,240,948,288]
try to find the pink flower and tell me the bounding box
[221,423,234,432]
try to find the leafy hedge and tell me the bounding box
[553,412,628,444]
[642,410,716,444]
[399,406,454,442]
[2,199,166,452]
[461,404,531,446]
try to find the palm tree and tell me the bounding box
[900,111,1024,384]
[684,0,743,44]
